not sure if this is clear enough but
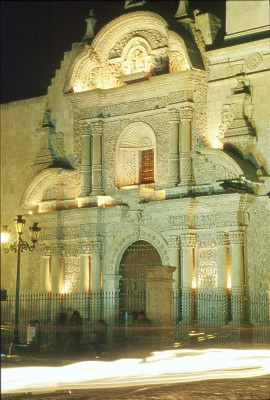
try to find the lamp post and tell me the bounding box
[1,215,41,347]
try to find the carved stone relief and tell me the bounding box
[245,198,270,293]
[64,257,80,292]
[109,30,167,59]
[196,247,217,290]
[193,149,241,185]
[244,52,263,71]
[192,75,208,147]
[169,51,189,72]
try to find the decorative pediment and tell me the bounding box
[20,168,80,212]
[64,11,202,94]
[193,148,248,185]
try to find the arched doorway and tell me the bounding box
[119,240,162,319]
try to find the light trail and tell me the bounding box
[2,348,270,394]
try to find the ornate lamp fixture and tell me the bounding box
[1,215,41,348]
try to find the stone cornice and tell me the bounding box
[206,38,270,62]
[64,70,205,110]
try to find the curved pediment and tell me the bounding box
[64,11,203,94]
[20,168,80,212]
[193,148,258,186]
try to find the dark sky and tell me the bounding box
[1,1,225,104]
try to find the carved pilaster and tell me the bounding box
[51,254,62,293]
[216,233,229,292]
[40,256,51,293]
[229,231,245,324]
[80,124,92,196]
[91,121,103,194]
[179,104,194,184]
[80,254,90,292]
[168,235,181,289]
[168,109,180,186]
[91,251,101,291]
[181,233,196,289]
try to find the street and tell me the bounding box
[2,376,270,400]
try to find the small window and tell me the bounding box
[140,149,154,184]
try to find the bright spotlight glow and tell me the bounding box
[211,138,223,149]
[2,348,270,395]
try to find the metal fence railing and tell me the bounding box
[1,291,269,354]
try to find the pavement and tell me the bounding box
[2,376,270,400]
[1,344,270,400]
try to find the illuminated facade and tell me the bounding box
[1,1,270,326]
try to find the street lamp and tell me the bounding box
[1,215,41,348]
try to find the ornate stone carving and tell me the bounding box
[169,51,189,72]
[215,232,229,246]
[179,105,194,120]
[63,256,80,292]
[109,30,167,59]
[180,234,196,247]
[122,45,154,75]
[79,241,103,254]
[168,235,181,248]
[194,214,215,230]
[192,74,208,147]
[219,104,234,138]
[196,248,217,290]
[229,231,244,245]
[245,52,263,71]
[169,215,189,229]
[192,149,241,185]
[196,233,215,247]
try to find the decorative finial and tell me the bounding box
[174,0,191,19]
[83,10,97,42]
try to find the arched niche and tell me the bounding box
[115,122,157,188]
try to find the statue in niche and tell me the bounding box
[131,47,147,73]
[122,44,154,76]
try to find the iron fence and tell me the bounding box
[1,291,269,354]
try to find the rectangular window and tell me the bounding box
[140,149,154,184]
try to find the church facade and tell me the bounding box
[1,1,270,328]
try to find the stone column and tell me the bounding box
[229,231,245,325]
[80,254,90,292]
[216,233,230,323]
[89,242,102,291]
[103,274,122,326]
[168,236,180,290]
[168,236,181,323]
[216,236,229,291]
[168,109,180,186]
[91,251,101,291]
[80,124,92,196]
[145,266,176,326]
[179,105,194,185]
[91,121,103,194]
[40,255,51,292]
[181,233,196,324]
[51,254,61,293]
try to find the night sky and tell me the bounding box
[1,1,225,104]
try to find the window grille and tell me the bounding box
[140,149,154,184]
